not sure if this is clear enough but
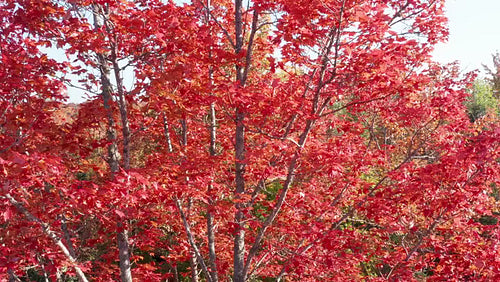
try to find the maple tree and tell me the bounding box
[1,0,499,281]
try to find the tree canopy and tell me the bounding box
[1,0,499,281]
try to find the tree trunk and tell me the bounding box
[189,253,199,282]
[206,1,219,277]
[93,4,120,174]
[93,4,132,282]
[110,32,133,282]
[233,0,247,280]
[233,108,246,282]
[117,229,132,282]
[207,103,219,282]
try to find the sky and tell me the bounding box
[431,0,500,76]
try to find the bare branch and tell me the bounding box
[6,193,89,282]
[175,198,213,282]
[319,94,391,117]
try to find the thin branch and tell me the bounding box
[320,94,391,117]
[242,9,259,84]
[248,251,269,278]
[175,198,213,282]
[386,210,444,280]
[60,214,76,258]
[7,268,22,282]
[197,0,236,49]
[389,0,438,27]
[0,117,37,154]
[162,113,174,153]
[64,80,100,95]
[6,193,89,282]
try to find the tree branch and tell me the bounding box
[175,198,213,282]
[197,0,236,49]
[5,193,89,282]
[241,9,259,84]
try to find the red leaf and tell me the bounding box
[115,210,125,218]
[3,207,13,221]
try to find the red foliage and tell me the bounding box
[1,0,498,281]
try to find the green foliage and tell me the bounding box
[253,180,282,220]
[466,79,498,122]
[360,260,391,277]
[76,171,91,181]
[490,183,499,201]
[26,268,48,282]
[263,180,282,201]
[414,267,435,279]
[389,232,404,245]
[478,215,498,226]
